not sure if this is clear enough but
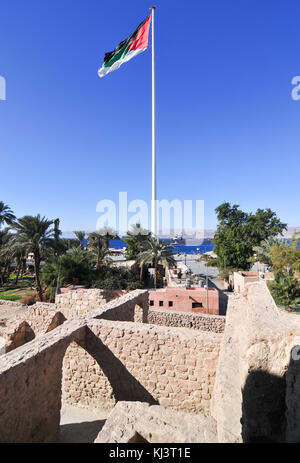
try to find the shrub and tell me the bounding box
[19,294,38,305]
[269,270,300,310]
[91,266,145,291]
[41,248,94,295]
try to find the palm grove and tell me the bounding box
[0,202,175,303]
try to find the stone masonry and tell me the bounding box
[211,281,300,443]
[148,308,225,333]
[62,319,222,414]
[95,401,218,443]
[2,302,66,353]
[55,288,125,319]
[1,282,300,443]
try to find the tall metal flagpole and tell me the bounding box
[151,6,156,236]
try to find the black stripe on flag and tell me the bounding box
[103,16,148,64]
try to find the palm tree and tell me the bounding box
[125,223,151,260]
[87,232,105,269]
[137,237,176,288]
[0,228,13,285]
[97,227,119,249]
[253,237,281,267]
[8,234,27,285]
[0,236,26,284]
[74,231,85,250]
[92,246,109,268]
[0,201,16,227]
[12,215,54,301]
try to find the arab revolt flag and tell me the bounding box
[98,14,152,78]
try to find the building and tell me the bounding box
[230,271,259,294]
[148,286,219,315]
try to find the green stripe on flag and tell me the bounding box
[103,41,131,68]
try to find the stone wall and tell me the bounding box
[0,289,148,443]
[211,281,300,443]
[0,317,86,442]
[55,288,107,319]
[2,303,66,353]
[55,288,131,319]
[148,309,225,333]
[95,401,218,443]
[0,300,25,307]
[3,282,300,443]
[62,319,222,415]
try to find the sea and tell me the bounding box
[106,238,215,255]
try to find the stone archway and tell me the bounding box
[60,340,111,443]
[62,340,116,411]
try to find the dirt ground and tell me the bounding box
[59,404,109,443]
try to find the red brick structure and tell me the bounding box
[148,287,219,315]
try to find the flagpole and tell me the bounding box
[151,6,156,236]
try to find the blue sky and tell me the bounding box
[0,0,299,233]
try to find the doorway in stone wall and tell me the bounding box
[59,340,112,443]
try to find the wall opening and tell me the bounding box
[60,340,110,443]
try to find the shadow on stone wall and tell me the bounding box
[46,312,66,333]
[82,328,158,405]
[6,321,35,353]
[241,369,286,443]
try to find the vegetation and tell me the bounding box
[136,237,175,288]
[87,231,108,269]
[0,294,21,301]
[0,201,16,227]
[0,202,158,301]
[41,248,95,301]
[125,224,151,260]
[96,226,119,249]
[92,266,145,291]
[253,237,280,267]
[73,231,85,250]
[12,215,55,301]
[213,202,287,271]
[268,270,300,310]
[2,199,298,310]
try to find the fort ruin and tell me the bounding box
[0,281,300,443]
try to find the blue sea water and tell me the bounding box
[104,238,215,254]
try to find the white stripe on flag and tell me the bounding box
[98,48,146,78]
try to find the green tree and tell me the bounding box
[0,201,16,227]
[3,235,27,284]
[253,237,281,266]
[269,270,300,310]
[92,265,144,291]
[125,224,151,260]
[41,247,94,301]
[137,237,175,288]
[270,236,300,275]
[74,231,85,250]
[97,227,119,249]
[213,203,287,270]
[0,228,13,285]
[13,215,54,301]
[52,218,67,257]
[87,232,106,269]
